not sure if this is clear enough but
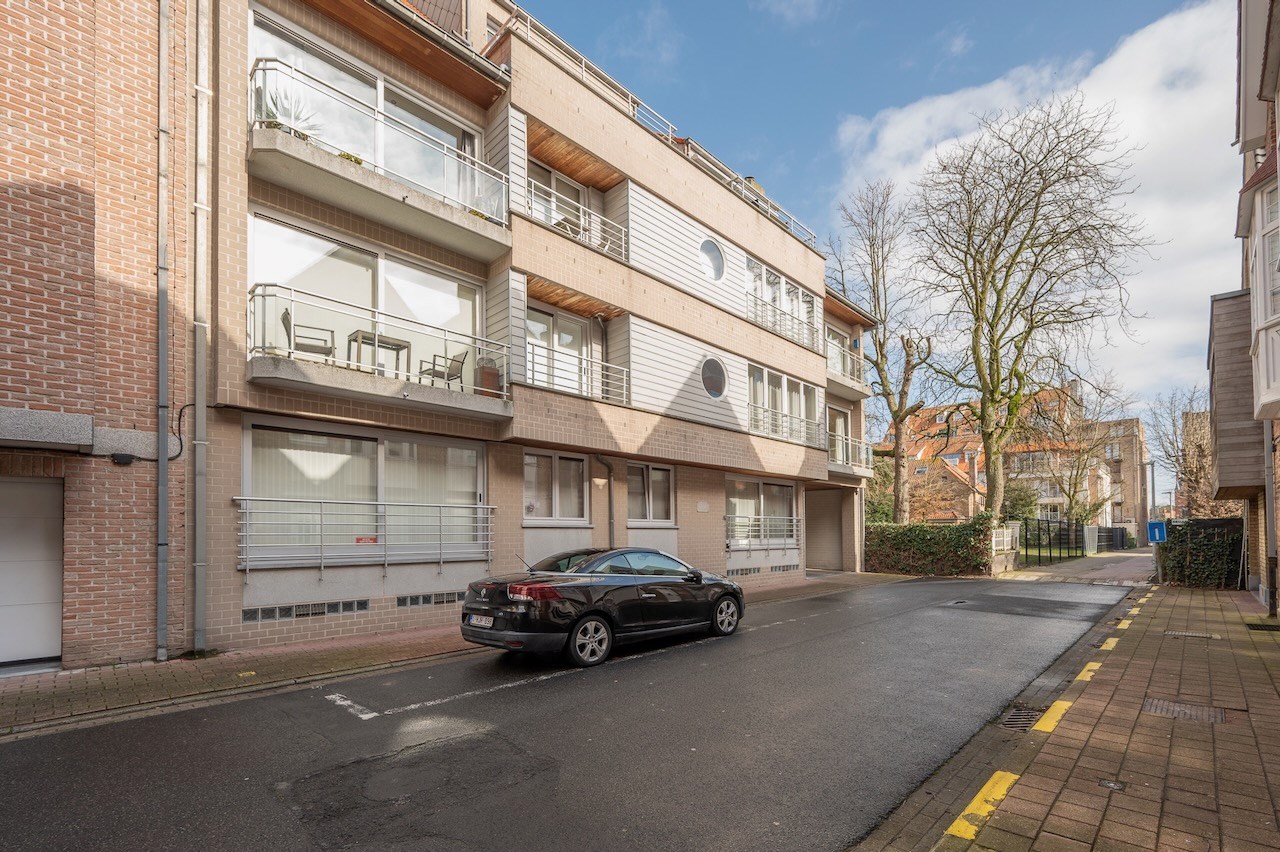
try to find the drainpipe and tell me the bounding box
[595,454,616,548]
[155,0,172,661]
[1265,422,1277,618]
[191,0,212,649]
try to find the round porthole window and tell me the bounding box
[701,357,727,399]
[699,239,725,281]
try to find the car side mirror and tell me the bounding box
[685,570,703,584]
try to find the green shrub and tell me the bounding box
[865,512,994,576]
[1155,520,1243,588]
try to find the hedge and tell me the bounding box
[1155,518,1244,588]
[865,513,994,576]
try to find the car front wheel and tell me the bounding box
[566,615,612,667]
[710,595,741,636]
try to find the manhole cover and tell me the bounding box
[1141,698,1226,723]
[1247,623,1280,632]
[999,708,1044,732]
[1164,630,1221,640]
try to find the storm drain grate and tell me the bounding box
[1164,630,1221,640]
[1247,623,1280,632]
[999,708,1044,732]
[1141,698,1225,723]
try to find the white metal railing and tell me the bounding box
[725,515,803,550]
[748,404,825,449]
[826,340,868,386]
[524,178,628,262]
[829,434,873,470]
[496,11,816,248]
[526,341,629,404]
[249,283,510,398]
[250,58,509,223]
[234,497,494,572]
[746,292,823,352]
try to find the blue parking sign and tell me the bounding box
[1148,521,1167,544]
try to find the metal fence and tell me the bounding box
[1019,519,1085,566]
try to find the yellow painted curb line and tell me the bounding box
[944,770,1021,840]
[1139,595,1152,603]
[1100,638,1119,651]
[1076,662,1102,682]
[1033,700,1072,733]
[1117,619,1132,630]
[1128,607,1141,616]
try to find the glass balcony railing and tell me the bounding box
[748,404,826,449]
[524,178,628,263]
[746,292,823,352]
[525,341,629,404]
[829,434,873,470]
[826,340,868,387]
[248,283,510,399]
[250,58,508,223]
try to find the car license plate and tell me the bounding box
[468,614,494,628]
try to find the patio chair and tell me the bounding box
[280,308,335,360]
[419,350,467,391]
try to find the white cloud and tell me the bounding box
[946,30,973,58]
[751,0,824,26]
[832,0,1237,407]
[600,2,684,70]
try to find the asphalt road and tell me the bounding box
[0,578,1126,852]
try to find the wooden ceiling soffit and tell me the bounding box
[527,119,625,191]
[824,292,876,329]
[526,275,625,320]
[302,0,506,107]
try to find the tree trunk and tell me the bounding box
[892,423,910,524]
[985,449,1005,521]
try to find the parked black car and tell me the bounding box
[460,547,744,666]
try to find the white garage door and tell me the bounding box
[0,477,63,664]
[805,490,843,571]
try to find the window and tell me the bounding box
[628,465,674,524]
[528,161,585,234]
[826,326,851,376]
[627,551,689,576]
[935,412,948,424]
[524,452,588,522]
[526,308,588,394]
[942,453,961,465]
[914,466,928,476]
[726,477,797,546]
[745,256,820,349]
[701,357,728,399]
[748,364,820,446]
[700,240,725,281]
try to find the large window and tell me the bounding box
[241,423,486,568]
[748,364,821,447]
[726,476,797,546]
[745,257,820,349]
[524,452,588,523]
[628,465,674,525]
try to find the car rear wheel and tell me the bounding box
[566,615,612,667]
[710,595,741,636]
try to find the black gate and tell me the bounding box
[1020,519,1086,566]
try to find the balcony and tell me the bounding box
[1209,290,1265,498]
[826,340,871,398]
[247,59,510,261]
[234,497,494,572]
[725,515,803,550]
[525,341,629,404]
[746,292,823,352]
[247,283,512,418]
[522,178,628,263]
[748,404,825,449]
[829,434,873,475]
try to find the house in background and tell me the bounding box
[0,0,877,668]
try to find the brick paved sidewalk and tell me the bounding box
[0,570,904,738]
[865,584,1280,851]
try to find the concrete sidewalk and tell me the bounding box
[1004,550,1157,587]
[861,583,1280,851]
[0,570,903,738]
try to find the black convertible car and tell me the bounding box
[460,547,744,666]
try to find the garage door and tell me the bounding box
[805,490,843,571]
[0,477,63,664]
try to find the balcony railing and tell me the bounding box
[249,283,510,398]
[526,341,629,404]
[234,497,494,572]
[826,340,867,386]
[524,178,628,263]
[829,434,873,470]
[748,404,825,449]
[746,292,823,352]
[496,10,816,248]
[250,58,508,223]
[725,515,802,550]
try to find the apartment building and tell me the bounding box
[1206,0,1276,603]
[0,0,874,668]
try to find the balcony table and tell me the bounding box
[347,329,411,378]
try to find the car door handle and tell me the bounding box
[640,593,657,599]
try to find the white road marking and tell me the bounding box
[324,693,380,720]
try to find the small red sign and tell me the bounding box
[355,535,378,544]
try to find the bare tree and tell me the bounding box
[1144,387,1238,518]
[832,180,933,523]
[915,92,1147,517]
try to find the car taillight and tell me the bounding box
[507,582,562,601]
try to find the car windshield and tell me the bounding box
[531,550,601,573]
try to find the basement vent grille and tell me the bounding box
[397,591,464,608]
[1141,698,1226,723]
[770,564,800,573]
[242,598,369,623]
[726,567,761,577]
[1164,630,1221,640]
[1247,623,1280,632]
[999,708,1044,732]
